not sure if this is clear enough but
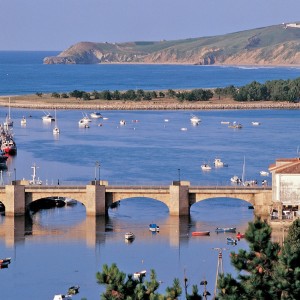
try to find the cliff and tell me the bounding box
[43,23,300,65]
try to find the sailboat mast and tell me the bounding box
[242,156,246,183]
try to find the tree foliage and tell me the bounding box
[217,218,300,300]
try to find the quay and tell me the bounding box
[0,180,272,217]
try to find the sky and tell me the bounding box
[0,0,300,51]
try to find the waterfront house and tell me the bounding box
[269,157,300,220]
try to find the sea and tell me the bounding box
[0,51,300,300]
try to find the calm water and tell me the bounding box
[0,52,299,299]
[1,51,300,95]
[0,107,299,300]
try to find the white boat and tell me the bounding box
[214,158,228,167]
[53,295,72,300]
[164,119,169,122]
[260,170,269,176]
[228,121,242,129]
[20,116,27,126]
[3,97,13,127]
[133,270,147,280]
[90,111,102,119]
[53,109,60,135]
[201,163,212,171]
[42,112,55,122]
[149,223,160,232]
[125,232,135,240]
[221,121,230,125]
[64,197,77,205]
[78,113,91,126]
[190,114,201,124]
[119,120,126,125]
[252,121,261,126]
[181,127,188,131]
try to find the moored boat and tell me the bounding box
[149,223,160,232]
[68,285,80,295]
[215,227,236,233]
[125,232,135,240]
[236,232,245,239]
[252,121,261,126]
[42,112,55,122]
[228,121,242,129]
[226,237,237,244]
[214,158,228,167]
[201,163,212,171]
[192,231,210,236]
[21,116,27,126]
[260,170,269,176]
[190,114,201,124]
[90,111,102,119]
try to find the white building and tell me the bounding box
[269,158,300,219]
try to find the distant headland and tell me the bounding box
[43,22,300,66]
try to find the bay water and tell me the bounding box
[0,52,299,299]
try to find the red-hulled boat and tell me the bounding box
[192,231,210,236]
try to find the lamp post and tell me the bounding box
[94,161,99,181]
[14,168,16,181]
[178,168,181,182]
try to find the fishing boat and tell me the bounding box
[201,163,212,171]
[42,111,55,122]
[1,137,17,155]
[3,97,13,127]
[90,111,102,119]
[228,121,242,129]
[226,237,237,244]
[125,232,135,240]
[214,158,228,167]
[53,108,60,135]
[21,116,27,126]
[192,231,210,236]
[236,232,245,239]
[68,285,80,295]
[260,170,269,176]
[215,227,236,233]
[149,223,160,232]
[133,270,147,280]
[190,114,201,124]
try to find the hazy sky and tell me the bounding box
[1,0,300,51]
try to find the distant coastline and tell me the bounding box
[0,95,299,111]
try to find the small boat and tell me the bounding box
[228,121,242,129]
[226,237,237,244]
[180,127,188,131]
[78,113,91,126]
[236,232,245,239]
[192,231,210,236]
[133,270,147,280]
[120,120,126,125]
[1,138,17,155]
[260,170,269,176]
[0,257,11,264]
[149,223,160,232]
[252,121,261,126]
[68,285,80,295]
[42,112,55,122]
[4,97,13,127]
[21,116,27,126]
[201,163,212,171]
[215,227,236,233]
[64,197,77,206]
[125,232,135,240]
[221,121,230,125]
[190,114,201,124]
[0,261,9,269]
[53,109,60,134]
[90,111,102,119]
[214,158,228,167]
[164,119,169,122]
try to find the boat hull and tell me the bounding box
[215,227,236,233]
[192,231,210,236]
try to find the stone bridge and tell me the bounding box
[0,180,272,217]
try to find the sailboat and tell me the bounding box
[53,108,60,135]
[4,97,13,127]
[242,156,257,186]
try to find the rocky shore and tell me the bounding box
[0,96,299,110]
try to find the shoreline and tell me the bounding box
[0,95,299,110]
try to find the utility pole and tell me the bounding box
[212,247,228,298]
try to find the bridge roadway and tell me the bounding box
[0,180,272,217]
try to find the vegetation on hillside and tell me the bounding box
[94,218,300,299]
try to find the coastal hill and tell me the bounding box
[43,22,300,65]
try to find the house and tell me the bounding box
[269,157,300,219]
